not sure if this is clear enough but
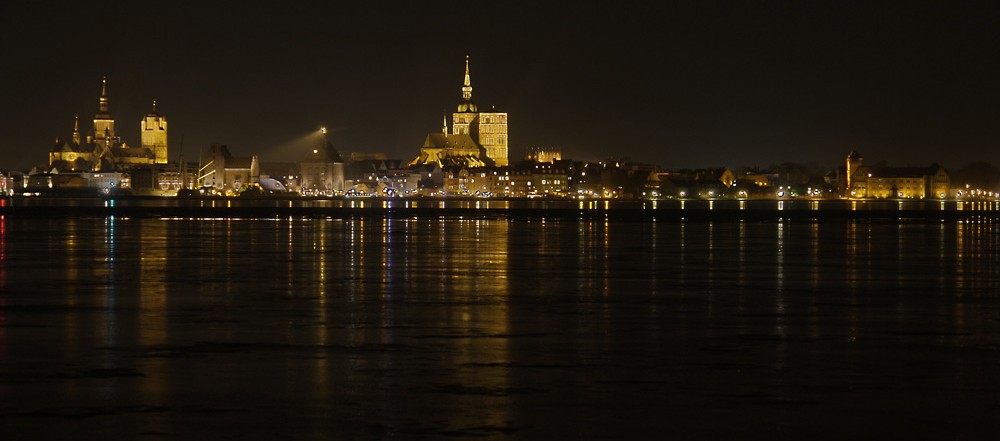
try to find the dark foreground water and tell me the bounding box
[1,215,999,439]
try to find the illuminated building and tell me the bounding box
[299,133,345,195]
[48,77,158,171]
[141,101,168,164]
[411,57,508,169]
[410,132,489,168]
[525,146,561,163]
[452,56,508,166]
[199,144,259,193]
[845,150,862,192]
[844,150,950,199]
[49,114,100,171]
[91,77,119,155]
[510,161,571,197]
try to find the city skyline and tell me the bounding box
[1,2,997,171]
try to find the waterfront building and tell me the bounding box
[80,172,130,193]
[843,150,950,199]
[200,144,260,194]
[346,159,417,196]
[299,136,345,196]
[510,160,571,197]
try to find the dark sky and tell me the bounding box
[1,1,997,172]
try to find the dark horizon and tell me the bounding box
[2,2,997,172]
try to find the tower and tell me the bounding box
[846,150,863,192]
[141,100,169,164]
[92,77,116,153]
[71,114,81,145]
[451,56,509,167]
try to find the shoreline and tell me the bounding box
[1,196,997,221]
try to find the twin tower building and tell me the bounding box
[49,77,167,172]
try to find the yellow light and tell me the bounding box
[320,127,327,134]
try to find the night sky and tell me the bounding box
[1,1,997,172]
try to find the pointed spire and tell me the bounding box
[461,55,473,101]
[152,100,157,112]
[98,76,109,113]
[442,114,448,135]
[72,114,81,144]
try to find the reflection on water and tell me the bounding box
[0,217,998,438]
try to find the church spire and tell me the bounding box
[98,77,109,113]
[72,114,81,144]
[461,55,472,101]
[442,113,448,135]
[456,56,477,113]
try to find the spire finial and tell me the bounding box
[98,76,109,113]
[460,55,473,102]
[72,114,81,144]
[442,113,448,135]
[464,55,471,87]
[152,100,157,111]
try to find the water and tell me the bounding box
[1,215,998,439]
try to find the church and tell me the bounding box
[48,78,165,172]
[410,56,509,168]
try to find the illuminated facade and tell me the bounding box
[410,132,489,169]
[200,144,260,193]
[300,135,345,195]
[49,114,100,171]
[845,150,862,192]
[845,150,950,199]
[525,146,561,163]
[141,101,168,164]
[48,77,158,171]
[91,77,119,156]
[451,56,508,166]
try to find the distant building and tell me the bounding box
[452,56,508,166]
[299,134,345,195]
[200,144,260,193]
[411,56,508,169]
[49,114,101,172]
[140,101,168,164]
[842,150,950,199]
[525,146,561,163]
[48,78,159,172]
[410,132,489,169]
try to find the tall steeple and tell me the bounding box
[456,56,477,113]
[462,55,472,100]
[98,77,109,114]
[72,114,81,144]
[442,114,448,135]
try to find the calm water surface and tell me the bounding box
[0,216,998,439]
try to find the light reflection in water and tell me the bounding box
[0,216,995,438]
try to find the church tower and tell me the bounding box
[141,100,169,164]
[451,56,509,167]
[452,56,478,137]
[92,77,117,153]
